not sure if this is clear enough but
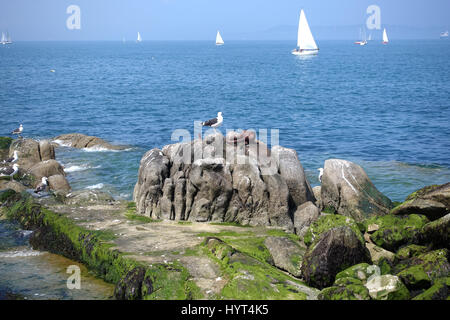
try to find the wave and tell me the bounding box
[52,139,72,147]
[64,164,101,173]
[82,146,133,153]
[0,248,42,258]
[86,183,104,190]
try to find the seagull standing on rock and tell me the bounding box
[318,168,323,183]
[34,177,49,193]
[201,112,223,134]
[2,150,18,164]
[11,124,23,138]
[0,164,19,180]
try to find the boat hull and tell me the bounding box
[292,49,318,56]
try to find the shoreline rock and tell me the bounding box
[52,133,129,151]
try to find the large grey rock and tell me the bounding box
[133,132,314,229]
[9,139,41,170]
[301,226,371,289]
[320,159,393,222]
[39,140,55,161]
[28,160,65,182]
[293,201,320,237]
[264,236,305,277]
[420,213,450,249]
[65,190,115,205]
[48,174,71,194]
[392,183,450,221]
[364,275,411,300]
[53,133,128,151]
[312,186,321,207]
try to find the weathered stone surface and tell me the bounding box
[133,133,315,229]
[9,139,41,170]
[395,244,428,261]
[264,236,305,277]
[48,174,71,194]
[412,277,450,300]
[318,283,371,300]
[366,242,395,264]
[335,263,381,284]
[293,201,320,237]
[420,213,450,249]
[320,159,393,222]
[392,183,450,221]
[53,133,128,151]
[39,140,55,161]
[0,180,27,193]
[312,186,321,207]
[364,275,411,300]
[301,226,371,289]
[28,160,65,182]
[65,190,115,205]
[114,266,150,300]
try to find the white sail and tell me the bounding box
[7,32,11,43]
[216,31,224,45]
[137,32,142,42]
[383,28,389,43]
[1,32,6,43]
[297,10,318,50]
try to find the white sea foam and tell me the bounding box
[52,139,72,147]
[86,183,104,190]
[64,165,101,173]
[82,146,133,153]
[0,248,42,258]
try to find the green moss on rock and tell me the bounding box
[395,244,428,261]
[0,137,13,150]
[412,277,449,300]
[318,284,371,300]
[335,263,381,283]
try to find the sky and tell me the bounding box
[0,0,449,40]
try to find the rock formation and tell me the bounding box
[53,133,128,151]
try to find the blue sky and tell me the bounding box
[1,0,449,40]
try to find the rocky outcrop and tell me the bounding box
[133,133,314,229]
[420,214,450,249]
[29,160,65,181]
[392,183,450,221]
[65,190,115,205]
[48,175,71,194]
[301,226,371,289]
[364,275,411,300]
[293,201,320,237]
[320,159,393,222]
[8,138,54,170]
[264,236,305,277]
[53,133,128,151]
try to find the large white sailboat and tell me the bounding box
[382,28,389,44]
[137,32,142,43]
[216,31,224,46]
[292,9,318,56]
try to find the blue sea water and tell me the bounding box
[1,40,449,202]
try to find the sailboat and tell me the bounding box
[216,31,224,46]
[0,32,6,45]
[6,31,12,44]
[292,9,319,55]
[382,28,389,44]
[368,33,372,41]
[354,27,367,46]
[137,32,142,43]
[440,31,449,38]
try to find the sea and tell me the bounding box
[0,40,449,299]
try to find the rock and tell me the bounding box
[395,245,428,261]
[264,236,305,277]
[28,160,66,182]
[391,183,450,221]
[39,140,55,161]
[0,137,13,161]
[9,139,41,170]
[133,132,313,229]
[366,242,395,264]
[368,214,429,252]
[364,275,411,300]
[303,214,363,247]
[395,249,450,290]
[320,159,393,222]
[114,266,151,300]
[335,263,381,283]
[318,283,371,300]
[271,146,315,207]
[48,175,71,194]
[312,186,321,207]
[412,277,449,300]
[53,133,128,151]
[420,213,450,249]
[293,201,320,237]
[301,226,371,289]
[367,223,379,233]
[0,180,27,193]
[65,190,115,205]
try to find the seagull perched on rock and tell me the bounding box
[2,150,18,164]
[11,124,23,138]
[318,168,323,183]
[201,112,223,133]
[0,164,19,180]
[34,177,49,193]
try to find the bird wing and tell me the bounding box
[0,167,13,175]
[202,117,218,127]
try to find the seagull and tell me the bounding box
[201,112,223,134]
[318,168,323,183]
[34,177,49,193]
[2,150,18,164]
[11,124,23,138]
[0,164,19,180]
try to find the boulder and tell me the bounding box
[412,277,449,300]
[368,214,429,252]
[28,160,65,182]
[264,236,305,277]
[293,201,320,237]
[0,180,27,193]
[65,190,115,205]
[391,183,450,221]
[48,175,71,194]
[395,245,428,261]
[9,138,41,170]
[318,282,371,300]
[320,159,393,222]
[364,275,411,300]
[0,137,13,161]
[53,133,128,151]
[312,186,321,207]
[301,226,371,289]
[39,140,55,161]
[335,263,381,284]
[420,213,450,249]
[366,242,395,264]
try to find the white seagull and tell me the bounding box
[318,168,323,183]
[34,177,49,193]
[2,150,18,164]
[201,112,223,133]
[11,124,23,138]
[0,164,19,180]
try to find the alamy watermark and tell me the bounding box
[366,5,381,30]
[66,265,81,289]
[66,5,81,30]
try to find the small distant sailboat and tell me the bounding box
[354,27,368,46]
[292,9,319,56]
[440,31,449,38]
[216,31,224,46]
[0,32,6,45]
[382,28,389,44]
[368,33,372,41]
[1,31,11,45]
[137,32,142,43]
